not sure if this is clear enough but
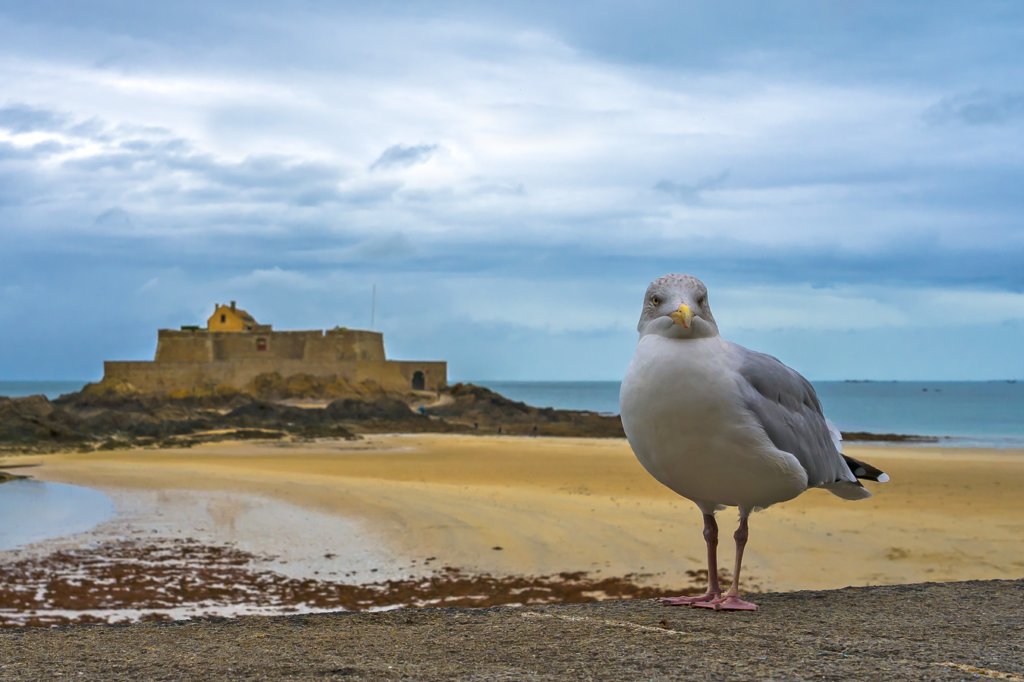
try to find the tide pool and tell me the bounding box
[0,479,115,551]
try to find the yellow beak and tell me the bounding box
[670,304,694,329]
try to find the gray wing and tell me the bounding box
[731,343,855,488]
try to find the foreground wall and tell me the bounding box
[103,358,447,394]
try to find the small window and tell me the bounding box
[220,314,226,323]
[256,338,268,351]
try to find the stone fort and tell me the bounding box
[102,302,447,395]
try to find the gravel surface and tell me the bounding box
[1,579,1021,680]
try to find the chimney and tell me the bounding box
[230,300,236,311]
[214,303,218,312]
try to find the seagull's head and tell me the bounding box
[637,274,719,340]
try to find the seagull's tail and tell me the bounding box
[842,454,890,483]
[816,448,890,500]
[821,480,873,500]
[821,454,890,500]
[822,418,889,500]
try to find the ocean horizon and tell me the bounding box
[471,379,1024,448]
[1,378,1022,447]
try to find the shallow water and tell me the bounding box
[0,479,115,551]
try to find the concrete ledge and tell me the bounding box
[1,580,1021,680]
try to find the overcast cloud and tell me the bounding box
[0,1,1022,381]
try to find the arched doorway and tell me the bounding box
[411,371,426,390]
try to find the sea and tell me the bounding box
[1,379,1022,448]
[0,380,90,400]
[470,380,1024,448]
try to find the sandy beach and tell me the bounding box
[4,435,1023,598]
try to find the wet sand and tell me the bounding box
[5,435,1023,594]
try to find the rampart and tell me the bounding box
[102,326,446,395]
[154,328,387,364]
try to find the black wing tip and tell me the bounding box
[842,454,890,483]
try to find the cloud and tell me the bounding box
[0,2,1023,379]
[225,267,322,291]
[94,207,134,232]
[715,284,1024,333]
[0,105,352,228]
[924,90,1024,126]
[0,140,64,160]
[445,275,634,334]
[369,143,439,171]
[653,170,730,204]
[468,178,526,197]
[0,103,70,133]
[138,276,160,292]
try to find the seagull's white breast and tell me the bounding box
[620,335,807,511]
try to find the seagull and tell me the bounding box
[619,274,888,611]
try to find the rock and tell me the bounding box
[248,373,390,401]
[427,383,625,438]
[0,396,86,444]
[326,398,417,421]
[3,383,625,451]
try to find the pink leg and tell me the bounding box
[660,513,722,605]
[694,510,758,611]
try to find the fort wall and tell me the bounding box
[106,326,445,395]
[154,329,389,364]
[155,332,213,363]
[391,361,448,392]
[103,358,438,394]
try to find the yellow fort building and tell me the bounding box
[207,302,260,332]
[101,301,447,395]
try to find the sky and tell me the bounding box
[0,1,1022,382]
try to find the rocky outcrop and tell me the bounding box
[425,383,626,437]
[0,382,631,452]
[0,383,941,452]
[246,373,393,401]
[0,393,349,451]
[82,372,396,402]
[0,395,88,445]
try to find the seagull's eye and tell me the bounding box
[697,294,707,307]
[649,295,661,306]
